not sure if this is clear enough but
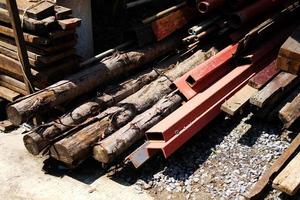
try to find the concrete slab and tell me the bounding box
[0,130,152,200]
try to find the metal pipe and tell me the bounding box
[188,15,220,35]
[126,0,153,9]
[228,0,285,28]
[196,0,225,14]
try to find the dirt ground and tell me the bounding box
[0,128,152,200]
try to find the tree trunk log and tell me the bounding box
[49,49,216,166]
[7,36,180,125]
[23,70,159,155]
[93,92,183,164]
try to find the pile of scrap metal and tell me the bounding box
[0,0,81,103]
[4,1,300,193]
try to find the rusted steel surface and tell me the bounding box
[243,133,300,200]
[173,44,238,100]
[248,60,280,89]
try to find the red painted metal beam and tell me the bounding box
[127,59,268,168]
[173,44,238,100]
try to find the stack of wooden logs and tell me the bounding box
[0,0,81,102]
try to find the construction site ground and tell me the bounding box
[0,109,299,200]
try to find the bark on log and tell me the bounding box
[93,92,183,164]
[49,49,216,166]
[23,70,159,155]
[7,36,180,125]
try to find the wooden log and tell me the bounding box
[23,70,159,155]
[0,85,21,101]
[0,120,14,132]
[93,92,183,164]
[248,60,280,89]
[48,49,215,166]
[273,152,300,195]
[0,24,50,45]
[243,132,300,200]
[7,36,181,125]
[250,72,300,108]
[279,92,300,128]
[221,84,258,116]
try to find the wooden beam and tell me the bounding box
[273,152,300,195]
[250,72,299,108]
[5,0,34,94]
[279,92,300,128]
[248,60,280,89]
[0,85,21,101]
[221,84,258,116]
[244,132,300,199]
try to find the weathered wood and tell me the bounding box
[7,36,181,125]
[243,133,300,200]
[54,6,72,20]
[0,74,27,95]
[0,8,56,34]
[48,49,215,166]
[23,70,159,155]
[273,152,300,195]
[248,60,280,89]
[0,120,14,132]
[277,25,300,74]
[151,6,197,41]
[58,18,81,30]
[93,92,183,164]
[0,24,50,45]
[250,72,299,108]
[0,85,21,101]
[25,1,55,20]
[279,92,300,128]
[221,84,258,116]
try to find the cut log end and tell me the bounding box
[50,144,75,167]
[93,145,110,164]
[6,106,23,126]
[23,133,46,155]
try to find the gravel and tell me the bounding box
[120,110,296,200]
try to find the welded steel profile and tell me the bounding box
[196,0,225,13]
[229,0,285,28]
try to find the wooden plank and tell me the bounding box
[0,74,27,95]
[0,23,50,45]
[0,85,21,101]
[277,26,300,74]
[25,1,55,20]
[250,72,299,108]
[151,6,197,41]
[243,133,300,200]
[58,18,81,30]
[0,120,15,132]
[273,152,300,195]
[248,60,280,89]
[55,5,72,20]
[221,84,258,116]
[279,92,300,128]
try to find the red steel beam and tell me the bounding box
[127,58,269,168]
[173,44,238,100]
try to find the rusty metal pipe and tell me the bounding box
[196,0,225,14]
[229,0,285,28]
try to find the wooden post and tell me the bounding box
[5,0,34,94]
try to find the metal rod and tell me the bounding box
[126,0,153,9]
[6,0,34,94]
[188,16,220,35]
